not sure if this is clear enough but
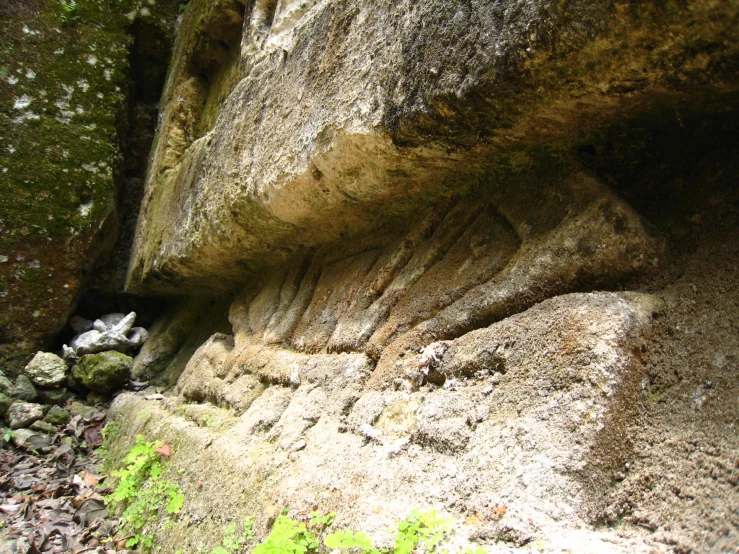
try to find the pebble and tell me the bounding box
[7,402,45,429]
[23,351,68,387]
[12,375,38,402]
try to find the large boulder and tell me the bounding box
[23,352,67,387]
[126,0,739,295]
[73,351,132,394]
[0,0,181,375]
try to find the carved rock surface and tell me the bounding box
[105,0,739,552]
[113,292,661,552]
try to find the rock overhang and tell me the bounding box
[126,0,739,296]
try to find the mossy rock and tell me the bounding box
[0,392,14,422]
[73,351,132,394]
[0,0,181,375]
[37,387,67,405]
[45,405,71,426]
[12,374,37,401]
[0,371,12,395]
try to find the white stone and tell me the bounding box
[24,352,67,387]
[8,402,45,429]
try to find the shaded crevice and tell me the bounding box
[575,92,739,231]
[252,0,278,31]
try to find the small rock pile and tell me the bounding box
[0,312,148,431]
[63,313,148,360]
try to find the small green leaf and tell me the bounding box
[355,532,372,551]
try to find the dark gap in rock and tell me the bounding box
[192,2,246,82]
[576,91,739,232]
[575,90,739,292]
[255,0,278,29]
[187,1,246,139]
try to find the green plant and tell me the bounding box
[103,420,122,441]
[253,515,319,554]
[3,428,14,443]
[61,0,79,24]
[96,420,122,472]
[211,518,254,554]
[324,510,453,554]
[106,436,184,550]
[324,530,374,553]
[309,511,336,528]
[393,510,452,554]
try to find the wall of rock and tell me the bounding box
[127,0,738,294]
[9,0,737,552]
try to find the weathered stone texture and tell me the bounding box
[7,401,44,429]
[128,0,739,294]
[103,0,739,552]
[23,351,66,387]
[112,292,661,552]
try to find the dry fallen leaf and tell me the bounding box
[465,512,483,526]
[154,443,171,457]
[83,472,100,487]
[114,536,133,550]
[0,504,21,514]
[492,504,508,518]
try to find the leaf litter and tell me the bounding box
[0,414,124,553]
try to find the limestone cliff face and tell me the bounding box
[111,0,738,552]
[0,0,180,373]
